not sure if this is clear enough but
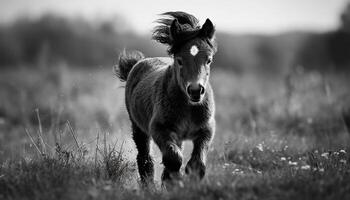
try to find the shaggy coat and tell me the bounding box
[116,11,217,185]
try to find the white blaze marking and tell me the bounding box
[190,45,199,56]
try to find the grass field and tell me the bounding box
[1,64,350,199]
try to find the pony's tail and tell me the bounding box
[115,50,145,82]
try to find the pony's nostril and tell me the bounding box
[199,86,205,95]
[187,84,205,98]
[186,84,205,102]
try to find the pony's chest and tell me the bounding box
[175,119,197,140]
[175,106,210,140]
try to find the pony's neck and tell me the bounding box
[169,64,180,88]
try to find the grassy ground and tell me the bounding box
[1,64,350,199]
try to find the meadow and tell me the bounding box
[1,63,350,200]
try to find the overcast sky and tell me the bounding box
[0,0,348,34]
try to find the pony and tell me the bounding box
[115,11,217,186]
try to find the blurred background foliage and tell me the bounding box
[0,2,349,73]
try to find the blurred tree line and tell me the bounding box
[297,3,350,71]
[0,4,349,73]
[0,14,165,68]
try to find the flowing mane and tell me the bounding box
[152,11,215,55]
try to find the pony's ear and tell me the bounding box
[200,18,215,39]
[170,19,181,41]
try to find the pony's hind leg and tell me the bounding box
[132,122,154,186]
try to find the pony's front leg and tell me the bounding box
[185,126,214,179]
[151,123,183,182]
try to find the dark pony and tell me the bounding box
[115,11,217,186]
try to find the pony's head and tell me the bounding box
[153,12,217,104]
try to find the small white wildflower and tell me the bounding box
[321,152,329,159]
[307,118,313,124]
[340,150,346,154]
[314,150,319,153]
[319,168,325,172]
[288,161,298,166]
[216,181,222,186]
[281,157,286,161]
[232,169,240,175]
[301,165,311,170]
[256,143,263,151]
[223,163,230,168]
[334,152,339,156]
[232,168,244,175]
[340,159,347,164]
[178,181,184,188]
[103,185,112,191]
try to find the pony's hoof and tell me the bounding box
[140,179,156,191]
[161,176,184,190]
[185,160,206,180]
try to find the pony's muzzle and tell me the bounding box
[186,83,205,102]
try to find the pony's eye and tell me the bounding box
[207,58,212,65]
[176,58,183,66]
